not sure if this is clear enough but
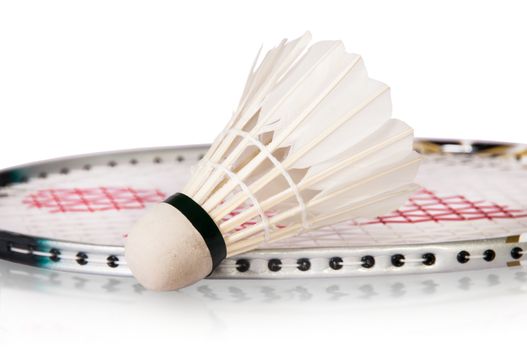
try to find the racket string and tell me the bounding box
[3,148,527,249]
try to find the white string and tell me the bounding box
[223,128,309,231]
[467,255,485,259]
[400,257,428,263]
[9,246,51,256]
[205,160,272,241]
[338,261,365,266]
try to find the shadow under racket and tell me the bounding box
[2,259,527,305]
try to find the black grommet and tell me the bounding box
[457,250,470,264]
[76,252,88,265]
[511,247,524,259]
[176,155,185,162]
[60,168,70,175]
[483,249,496,262]
[107,255,119,268]
[83,164,92,171]
[391,254,405,267]
[361,255,375,268]
[268,258,282,272]
[297,258,311,271]
[236,259,250,272]
[108,161,117,167]
[422,253,436,266]
[198,154,204,160]
[38,172,48,179]
[153,157,162,164]
[329,257,343,270]
[130,159,138,165]
[49,248,61,262]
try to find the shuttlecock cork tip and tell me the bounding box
[125,194,226,291]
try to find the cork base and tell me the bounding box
[124,203,213,291]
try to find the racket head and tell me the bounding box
[0,139,526,278]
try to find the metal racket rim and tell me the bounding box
[1,138,526,279]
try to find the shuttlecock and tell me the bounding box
[125,32,422,291]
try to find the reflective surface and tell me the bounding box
[2,260,527,348]
[2,0,527,347]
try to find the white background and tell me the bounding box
[0,0,526,349]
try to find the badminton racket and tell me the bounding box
[1,139,526,279]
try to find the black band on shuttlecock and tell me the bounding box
[164,192,226,270]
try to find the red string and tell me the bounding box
[23,187,166,213]
[363,188,527,224]
[23,187,527,226]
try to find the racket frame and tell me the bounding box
[1,139,525,278]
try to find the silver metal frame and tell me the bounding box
[1,139,525,278]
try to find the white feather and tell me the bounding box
[305,119,414,191]
[179,33,422,256]
[185,32,311,196]
[258,41,350,130]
